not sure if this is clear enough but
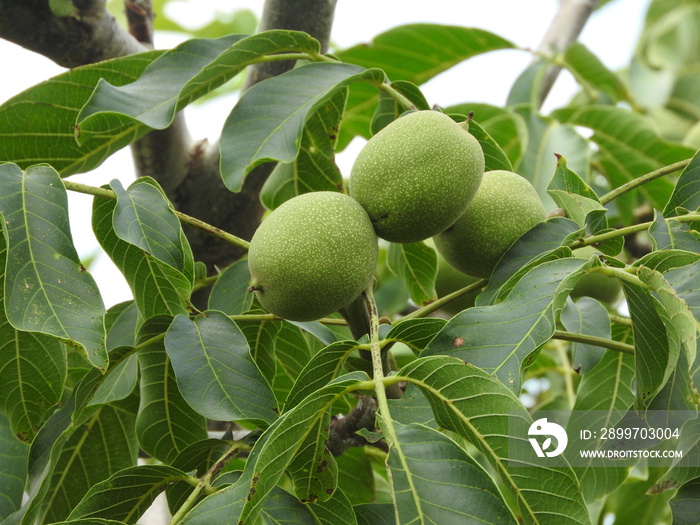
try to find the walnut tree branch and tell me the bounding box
[533,0,599,108]
[0,0,147,68]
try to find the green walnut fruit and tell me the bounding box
[248,191,378,322]
[570,247,623,305]
[349,110,485,243]
[433,170,546,278]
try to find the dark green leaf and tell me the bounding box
[0,164,106,369]
[561,297,611,373]
[554,106,693,219]
[42,399,139,523]
[337,24,515,146]
[400,356,590,525]
[353,503,395,525]
[0,51,162,176]
[0,232,65,441]
[445,103,527,167]
[565,350,635,501]
[207,258,254,315]
[384,318,446,354]
[664,260,700,326]
[476,217,581,305]
[388,422,517,524]
[386,241,438,306]
[547,155,607,232]
[92,193,191,319]
[623,282,675,408]
[0,413,28,520]
[288,412,337,503]
[663,151,700,216]
[220,62,384,191]
[77,31,322,139]
[284,340,358,411]
[260,89,346,210]
[109,177,194,281]
[67,465,190,522]
[335,448,375,505]
[669,476,700,525]
[238,313,280,385]
[465,118,513,172]
[650,210,700,252]
[164,311,278,424]
[424,257,590,394]
[136,316,207,464]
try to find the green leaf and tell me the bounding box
[336,24,515,146]
[563,42,630,103]
[554,105,693,219]
[182,373,367,524]
[354,503,395,525]
[86,353,137,407]
[0,413,28,520]
[387,422,517,524]
[42,399,139,523]
[105,301,141,350]
[335,448,375,505]
[370,81,430,135]
[399,356,590,525]
[445,103,528,167]
[135,316,208,464]
[238,312,281,385]
[663,150,700,216]
[465,118,513,172]
[92,193,191,319]
[67,465,190,522]
[164,311,278,424]
[623,282,676,408]
[383,318,446,354]
[664,260,700,328]
[514,107,590,210]
[565,350,635,501]
[271,322,313,405]
[284,340,358,411]
[77,31,322,139]
[260,89,346,210]
[386,241,438,306]
[650,417,700,493]
[288,412,338,503]
[220,62,384,192]
[669,476,700,525]
[0,164,106,369]
[0,228,65,441]
[649,210,700,252]
[476,217,581,305]
[109,177,194,281]
[424,257,590,393]
[0,50,162,176]
[546,155,607,232]
[207,258,254,315]
[560,297,611,373]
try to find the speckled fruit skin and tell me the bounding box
[433,170,546,278]
[248,191,378,322]
[348,110,485,243]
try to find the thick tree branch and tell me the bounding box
[533,0,599,107]
[0,0,146,68]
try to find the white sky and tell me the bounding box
[0,0,650,307]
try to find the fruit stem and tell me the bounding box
[599,159,692,205]
[62,179,250,250]
[363,287,401,451]
[374,81,417,112]
[552,329,635,355]
[403,278,487,320]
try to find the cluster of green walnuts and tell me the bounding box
[247,110,548,322]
